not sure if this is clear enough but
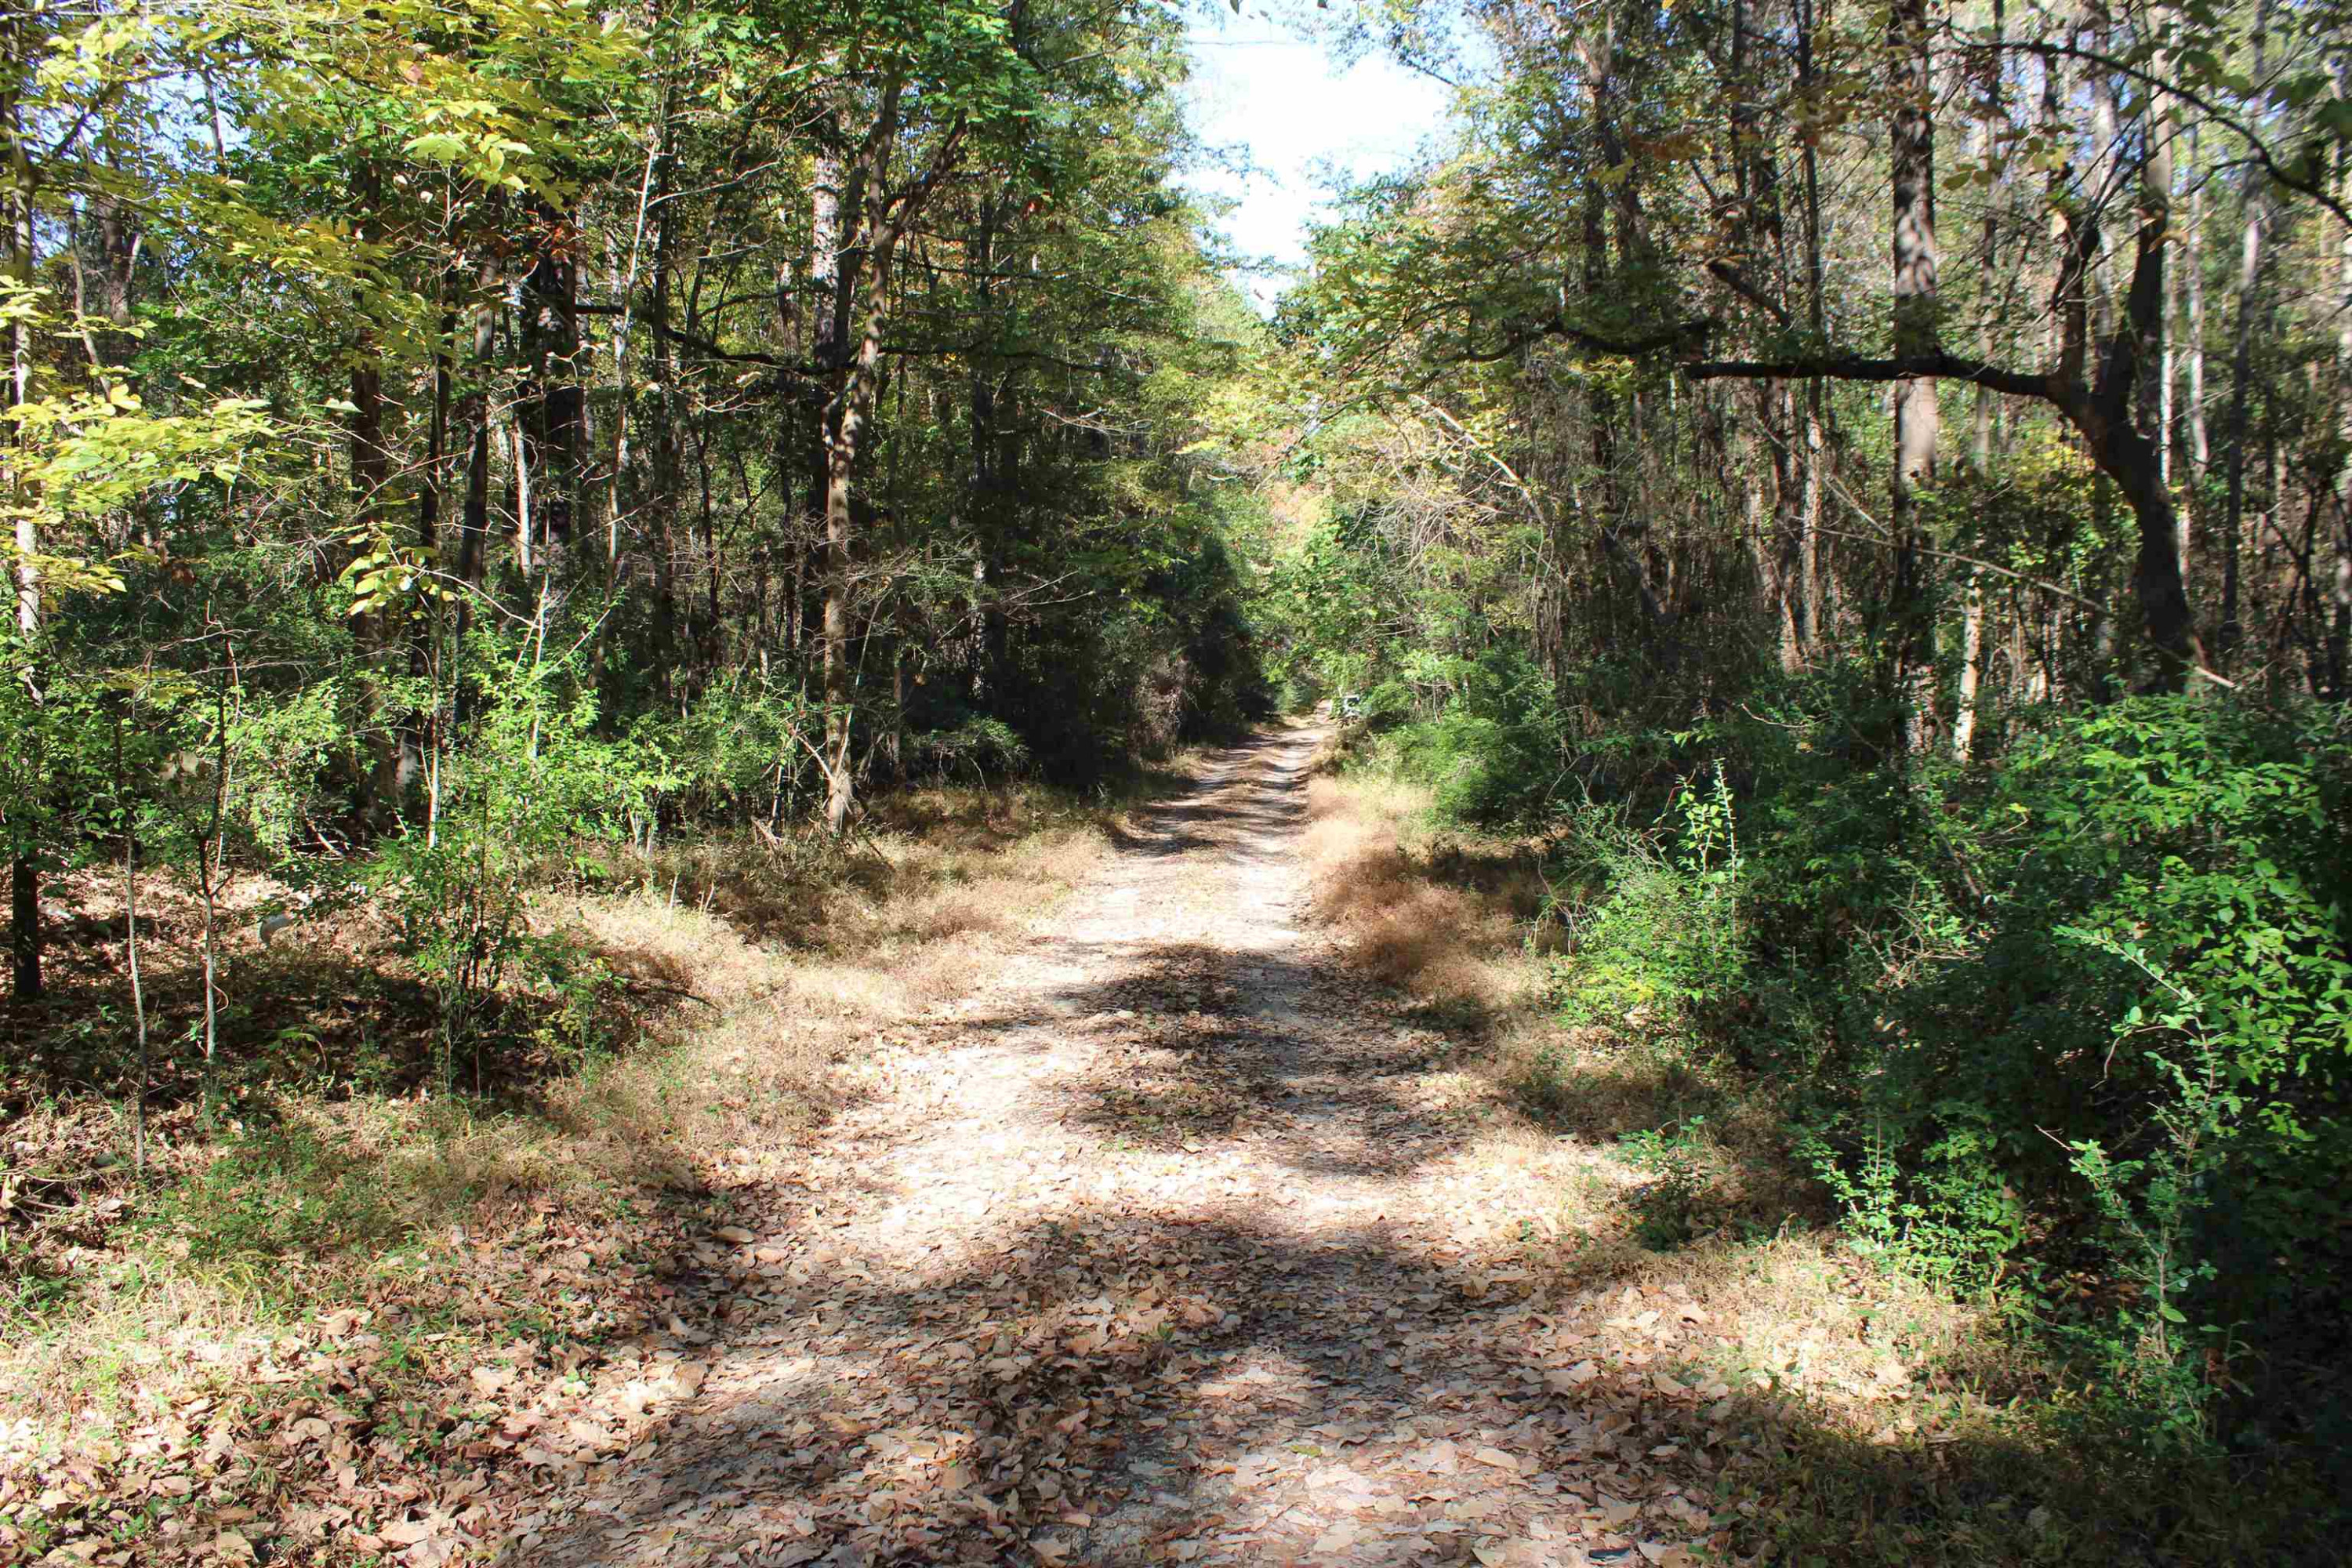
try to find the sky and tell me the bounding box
[1181,5,1454,314]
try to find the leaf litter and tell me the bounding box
[5,729,1853,1565]
[492,730,1753,1567]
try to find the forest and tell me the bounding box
[0,0,2348,1561]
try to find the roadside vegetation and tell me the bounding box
[1244,0,2352,1555]
[0,776,1160,1560]
[1298,732,2343,1565]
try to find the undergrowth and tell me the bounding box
[0,773,1145,1557]
[1303,702,2350,1566]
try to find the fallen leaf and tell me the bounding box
[278,1415,332,1447]
[1311,1523,1361,1554]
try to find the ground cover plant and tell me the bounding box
[1298,730,2344,1564]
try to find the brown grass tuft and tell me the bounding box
[1301,773,1544,1018]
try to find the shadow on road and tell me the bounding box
[502,726,2223,1567]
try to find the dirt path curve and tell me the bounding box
[504,726,1717,1568]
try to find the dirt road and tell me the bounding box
[504,725,1719,1567]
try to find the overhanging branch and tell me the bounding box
[1683,353,2055,403]
[1457,312,1715,366]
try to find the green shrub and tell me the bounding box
[1751,697,2350,1425]
[1944,702,2346,1311]
[1320,640,2352,1468]
[1617,1116,1714,1248]
[1551,764,1748,1033]
[913,715,1033,783]
[660,672,822,823]
[1385,648,1566,825]
[372,645,667,1091]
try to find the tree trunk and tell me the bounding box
[2220,0,2274,661]
[85,172,137,367]
[804,141,848,695]
[2098,149,2203,688]
[452,248,500,709]
[1953,567,1984,757]
[1771,387,1806,668]
[2333,61,2352,695]
[1796,0,1829,650]
[349,160,413,819]
[647,169,682,699]
[407,286,455,789]
[122,761,146,1174]
[818,82,908,834]
[1889,0,1940,753]
[2158,166,2176,491]
[1971,107,1998,475]
[518,198,583,622]
[819,321,872,834]
[348,180,392,550]
[970,191,1013,701]
[6,40,40,1003]
[1969,0,2005,476]
[2184,118,2209,581]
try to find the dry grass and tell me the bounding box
[1299,771,1547,1019]
[0,777,1139,1559]
[561,796,1121,1178]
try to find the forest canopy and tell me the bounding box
[0,0,1276,996]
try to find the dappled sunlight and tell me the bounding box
[491,728,2114,1568]
[7,727,2243,1566]
[0,777,1161,1566]
[504,1194,2068,1568]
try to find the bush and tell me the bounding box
[372,645,667,1091]
[1955,702,2350,1323]
[1743,696,2351,1435]
[1550,765,1748,1034]
[985,527,1269,778]
[1617,1116,1714,1249]
[1301,637,2352,1469]
[912,715,1033,783]
[1502,681,2349,1455]
[1384,648,1566,825]
[661,672,823,824]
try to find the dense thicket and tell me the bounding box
[1265,0,2352,1482]
[0,0,1272,1045]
